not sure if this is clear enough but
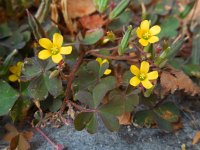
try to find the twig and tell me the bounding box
[59,50,85,114]
[88,52,137,62]
[50,18,68,33]
[86,46,118,54]
[66,99,97,113]
[35,127,64,150]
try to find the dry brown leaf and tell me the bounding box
[172,120,183,131]
[67,0,96,19]
[60,0,77,33]
[118,112,132,125]
[10,134,31,150]
[3,124,33,150]
[51,0,59,26]
[178,0,200,24]
[192,131,200,145]
[80,14,106,29]
[160,67,200,96]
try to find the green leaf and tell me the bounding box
[92,76,116,108]
[99,62,109,78]
[152,111,173,132]
[87,60,100,77]
[109,0,130,20]
[159,17,179,39]
[0,80,19,116]
[118,25,132,55]
[86,114,98,134]
[0,49,18,77]
[22,58,43,80]
[99,93,124,116]
[108,89,139,113]
[122,70,132,85]
[44,72,63,98]
[154,2,169,16]
[108,10,133,31]
[179,1,195,19]
[35,0,51,23]
[75,63,98,90]
[0,23,12,39]
[125,90,139,112]
[99,112,120,131]
[92,83,109,108]
[134,110,154,127]
[94,0,109,13]
[75,90,93,108]
[183,64,200,76]
[74,112,93,131]
[81,28,104,45]
[167,38,185,59]
[26,9,46,40]
[154,102,179,123]
[100,76,116,90]
[10,98,31,122]
[155,38,185,67]
[28,75,48,100]
[192,28,200,65]
[48,99,62,112]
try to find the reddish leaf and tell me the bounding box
[80,14,106,29]
[192,131,200,145]
[160,67,200,96]
[67,0,96,18]
[118,112,132,125]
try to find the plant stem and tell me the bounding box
[88,52,137,62]
[66,99,96,113]
[35,127,64,150]
[59,50,85,114]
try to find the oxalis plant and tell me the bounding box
[0,0,200,135]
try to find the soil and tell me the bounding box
[1,96,200,150]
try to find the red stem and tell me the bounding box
[35,127,64,150]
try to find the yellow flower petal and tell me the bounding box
[53,33,63,47]
[148,36,159,43]
[102,59,109,64]
[52,53,62,63]
[60,46,72,55]
[96,58,102,65]
[39,38,53,49]
[139,39,149,46]
[140,20,150,31]
[140,61,149,74]
[8,74,18,82]
[104,69,111,75]
[130,65,140,76]
[150,25,161,35]
[9,66,18,74]
[147,71,158,80]
[129,76,140,87]
[17,62,23,67]
[141,79,153,89]
[136,28,143,38]
[38,50,52,60]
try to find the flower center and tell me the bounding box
[142,31,151,40]
[138,73,147,81]
[50,46,60,55]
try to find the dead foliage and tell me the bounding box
[160,66,200,96]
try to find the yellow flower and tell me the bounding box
[136,20,161,46]
[129,61,158,89]
[96,58,112,75]
[8,62,23,82]
[38,33,72,63]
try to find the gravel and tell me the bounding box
[30,113,200,150]
[1,97,200,150]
